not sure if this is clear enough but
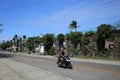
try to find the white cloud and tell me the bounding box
[33,0,120,33]
[2,0,120,39]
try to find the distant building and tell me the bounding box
[35,43,45,55]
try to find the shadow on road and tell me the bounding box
[0,52,14,58]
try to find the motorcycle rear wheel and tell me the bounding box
[58,62,62,67]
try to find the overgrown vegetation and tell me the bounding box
[0,20,120,60]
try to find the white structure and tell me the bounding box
[12,44,17,53]
[35,43,45,55]
[40,45,45,55]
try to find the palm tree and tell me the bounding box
[12,34,20,52]
[13,34,18,46]
[23,35,27,43]
[22,35,27,52]
[69,20,79,32]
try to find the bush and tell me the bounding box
[48,47,56,55]
[73,49,80,56]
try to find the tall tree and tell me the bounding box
[97,24,113,51]
[66,31,83,49]
[43,34,54,54]
[13,34,19,46]
[25,37,35,51]
[57,34,65,49]
[69,20,79,32]
[22,35,27,43]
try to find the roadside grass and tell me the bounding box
[74,55,120,61]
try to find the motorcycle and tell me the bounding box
[57,55,73,69]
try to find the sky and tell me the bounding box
[0,0,120,41]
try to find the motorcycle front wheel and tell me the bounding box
[67,63,73,69]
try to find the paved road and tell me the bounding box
[0,52,120,80]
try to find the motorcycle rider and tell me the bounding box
[57,49,67,65]
[57,49,72,69]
